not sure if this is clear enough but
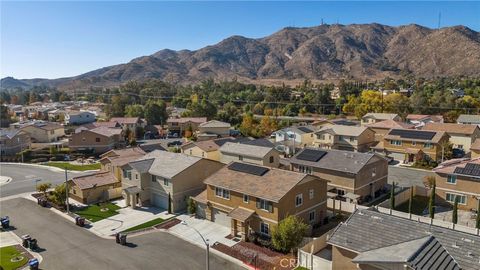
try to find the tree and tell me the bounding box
[239,113,255,137]
[428,177,436,219]
[144,100,168,125]
[107,95,127,117]
[408,187,413,214]
[49,183,67,207]
[384,93,411,118]
[271,215,309,253]
[187,198,196,215]
[124,104,144,118]
[390,182,395,210]
[252,103,264,115]
[452,196,458,224]
[36,182,52,197]
[0,105,10,128]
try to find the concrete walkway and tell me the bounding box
[0,231,43,263]
[169,214,237,248]
[0,176,12,186]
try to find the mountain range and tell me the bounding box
[2,23,480,90]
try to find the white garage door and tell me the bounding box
[212,209,231,227]
[151,193,168,210]
[389,152,405,161]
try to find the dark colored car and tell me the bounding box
[167,140,183,147]
[452,148,465,159]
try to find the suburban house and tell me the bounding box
[109,117,146,135]
[471,139,480,159]
[197,120,231,141]
[433,158,480,210]
[457,114,480,126]
[272,125,317,148]
[406,114,444,128]
[68,172,122,204]
[423,122,480,152]
[365,119,414,142]
[181,137,248,161]
[324,208,478,270]
[167,117,207,136]
[289,148,388,204]
[219,141,280,167]
[21,122,65,143]
[65,111,96,125]
[99,147,147,181]
[361,113,401,125]
[375,128,450,163]
[121,150,224,211]
[69,126,124,154]
[0,129,31,157]
[195,162,328,240]
[313,125,375,152]
[75,121,121,133]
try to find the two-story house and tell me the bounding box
[290,148,388,203]
[197,120,231,141]
[69,126,124,154]
[121,150,224,211]
[361,113,401,125]
[65,111,96,125]
[365,119,414,142]
[272,125,317,148]
[379,128,449,163]
[433,158,480,210]
[219,142,280,167]
[167,117,207,136]
[406,114,444,128]
[109,117,146,136]
[0,129,31,157]
[313,125,375,152]
[195,162,327,240]
[21,122,65,143]
[181,137,250,161]
[423,122,480,152]
[99,147,147,181]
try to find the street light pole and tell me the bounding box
[181,221,209,270]
[65,167,69,213]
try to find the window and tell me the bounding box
[337,189,345,196]
[82,137,86,142]
[424,143,432,148]
[299,165,312,174]
[457,145,463,149]
[215,187,230,199]
[349,137,354,142]
[446,193,466,204]
[257,199,272,212]
[269,156,274,163]
[135,174,138,180]
[295,194,303,207]
[411,141,416,146]
[260,222,269,235]
[309,211,315,223]
[189,150,192,155]
[320,134,325,140]
[243,194,249,203]
[372,168,377,177]
[151,175,156,182]
[339,136,344,141]
[202,152,205,158]
[239,155,243,161]
[447,175,457,184]
[123,170,132,180]
[95,137,100,142]
[309,189,314,199]
[163,178,169,186]
[390,140,402,146]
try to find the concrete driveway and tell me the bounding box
[0,198,245,270]
[388,165,433,187]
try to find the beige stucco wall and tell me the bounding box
[448,133,479,152]
[199,126,230,136]
[69,130,121,154]
[382,134,449,161]
[182,145,221,161]
[0,132,30,156]
[22,126,65,143]
[435,172,480,210]
[220,149,279,167]
[332,246,359,270]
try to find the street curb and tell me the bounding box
[167,230,249,269]
[0,162,99,173]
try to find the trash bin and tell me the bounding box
[0,216,9,229]
[77,217,85,227]
[115,232,121,243]
[120,234,127,246]
[75,216,80,225]
[29,258,39,270]
[39,198,47,207]
[21,235,31,248]
[28,239,38,250]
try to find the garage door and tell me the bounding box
[389,152,405,161]
[212,209,231,227]
[151,193,168,210]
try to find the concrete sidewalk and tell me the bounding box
[0,231,43,263]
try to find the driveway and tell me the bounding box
[0,163,90,197]
[0,198,245,270]
[388,165,433,188]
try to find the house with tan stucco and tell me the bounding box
[313,125,375,152]
[219,141,280,167]
[423,122,480,153]
[21,121,65,143]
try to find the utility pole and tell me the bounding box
[65,167,69,213]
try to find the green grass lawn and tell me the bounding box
[122,217,167,233]
[74,203,121,222]
[395,195,429,215]
[45,162,101,171]
[0,246,29,270]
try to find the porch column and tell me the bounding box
[231,219,237,236]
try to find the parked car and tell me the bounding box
[167,132,179,138]
[167,140,183,147]
[452,148,465,159]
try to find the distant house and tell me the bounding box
[471,139,480,159]
[167,117,207,136]
[21,122,65,143]
[433,158,480,210]
[313,125,375,152]
[99,147,146,181]
[366,119,414,142]
[109,117,146,135]
[290,148,388,203]
[457,114,480,126]
[197,120,231,140]
[219,141,280,167]
[0,129,30,157]
[361,113,401,125]
[422,122,480,152]
[181,137,247,161]
[69,126,124,154]
[272,125,317,148]
[68,172,122,204]
[121,150,224,211]
[65,111,96,125]
[406,114,444,128]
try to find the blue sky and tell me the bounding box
[1,1,479,79]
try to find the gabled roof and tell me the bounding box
[457,114,480,124]
[23,122,63,131]
[315,125,370,137]
[88,127,122,137]
[362,113,399,120]
[366,119,414,129]
[204,162,313,202]
[385,128,447,143]
[0,129,25,139]
[277,125,317,135]
[433,158,480,180]
[109,117,141,124]
[406,114,443,122]
[167,117,207,124]
[328,208,479,270]
[127,150,203,179]
[219,142,274,158]
[290,148,385,174]
[199,120,231,128]
[423,123,479,135]
[99,147,146,167]
[70,172,117,190]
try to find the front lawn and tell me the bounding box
[45,162,101,171]
[0,246,29,270]
[74,203,121,222]
[122,217,166,232]
[395,195,429,215]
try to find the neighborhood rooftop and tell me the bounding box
[423,122,479,135]
[316,125,370,137]
[385,128,446,143]
[71,172,117,190]
[363,113,399,120]
[219,141,274,158]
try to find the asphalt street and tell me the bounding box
[0,164,90,197]
[388,165,433,187]
[0,198,245,270]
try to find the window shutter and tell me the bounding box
[256,198,260,209]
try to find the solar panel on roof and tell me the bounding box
[389,129,436,140]
[297,126,313,133]
[228,162,269,176]
[296,149,327,162]
[454,163,480,177]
